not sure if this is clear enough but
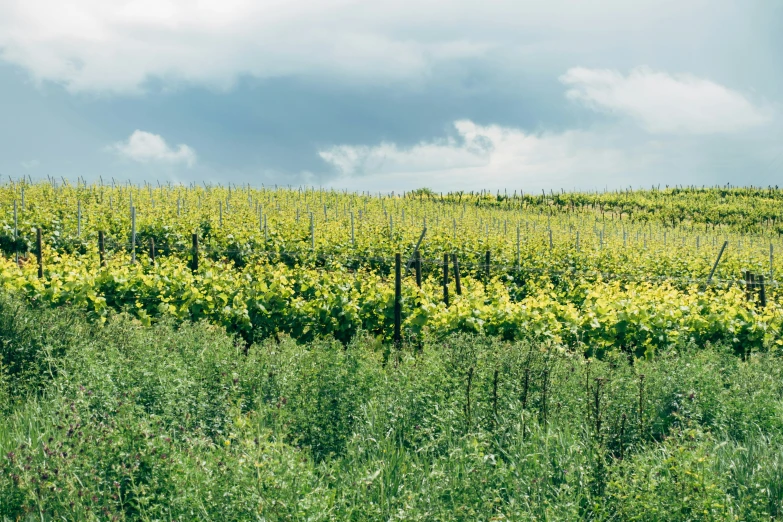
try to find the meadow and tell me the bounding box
[1,181,783,520]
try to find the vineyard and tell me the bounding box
[3,180,783,520]
[1,181,782,356]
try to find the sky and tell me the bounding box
[0,0,781,192]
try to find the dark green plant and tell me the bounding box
[1,297,783,520]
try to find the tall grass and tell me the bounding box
[1,295,782,520]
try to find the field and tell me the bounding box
[1,181,783,519]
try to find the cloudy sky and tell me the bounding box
[0,0,781,191]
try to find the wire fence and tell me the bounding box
[7,239,779,289]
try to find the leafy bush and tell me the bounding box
[1,297,783,520]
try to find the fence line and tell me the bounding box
[8,243,780,289]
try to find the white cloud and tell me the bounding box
[560,66,771,134]
[20,159,40,169]
[319,120,658,191]
[111,130,196,166]
[0,0,718,93]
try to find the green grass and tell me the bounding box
[1,294,783,521]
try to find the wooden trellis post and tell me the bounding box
[394,253,402,345]
[443,253,449,307]
[36,228,43,278]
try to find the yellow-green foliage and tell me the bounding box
[1,182,782,353]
